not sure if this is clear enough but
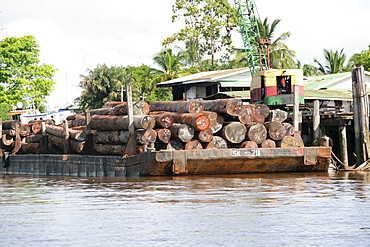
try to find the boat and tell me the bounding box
[0,146,332,177]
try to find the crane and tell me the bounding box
[234,0,304,106]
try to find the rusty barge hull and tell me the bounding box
[0,147,331,177]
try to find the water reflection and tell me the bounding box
[1,172,370,246]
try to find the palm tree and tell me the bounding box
[257,17,296,69]
[314,49,348,74]
[153,48,185,81]
[79,64,128,110]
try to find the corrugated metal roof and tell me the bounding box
[157,68,250,87]
[304,89,353,100]
[304,73,350,90]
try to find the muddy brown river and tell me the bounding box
[1,171,370,246]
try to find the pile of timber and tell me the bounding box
[1,99,304,156]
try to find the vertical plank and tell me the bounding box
[293,84,300,131]
[313,100,320,143]
[339,125,349,168]
[63,120,70,154]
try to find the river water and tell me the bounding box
[1,171,370,247]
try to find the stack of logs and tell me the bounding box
[0,98,304,156]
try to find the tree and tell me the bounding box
[78,64,130,110]
[314,48,348,74]
[0,35,56,112]
[163,0,235,71]
[257,17,296,69]
[349,48,370,71]
[153,48,185,81]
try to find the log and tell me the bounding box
[170,123,195,143]
[282,123,294,136]
[277,136,299,147]
[194,128,213,143]
[260,139,276,148]
[246,123,267,144]
[156,129,171,143]
[2,120,21,129]
[21,143,39,154]
[70,140,85,154]
[240,140,258,148]
[185,140,203,150]
[150,101,204,114]
[202,99,243,116]
[90,115,155,130]
[180,113,210,131]
[72,117,86,127]
[152,113,174,128]
[19,124,31,136]
[238,105,255,125]
[265,122,286,141]
[1,134,13,146]
[102,101,125,108]
[269,109,288,123]
[94,144,126,155]
[25,134,43,143]
[250,104,269,123]
[48,135,64,149]
[87,108,111,116]
[2,129,16,136]
[220,122,247,144]
[46,125,86,141]
[206,136,228,149]
[28,119,55,125]
[166,140,183,150]
[108,100,150,116]
[201,111,224,133]
[136,129,157,144]
[71,126,87,131]
[93,130,130,144]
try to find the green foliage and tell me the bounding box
[0,102,12,121]
[314,49,349,74]
[0,35,56,111]
[163,0,235,71]
[349,48,370,71]
[78,64,130,110]
[153,48,185,81]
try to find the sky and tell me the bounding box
[1,0,369,110]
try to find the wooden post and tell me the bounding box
[313,100,320,144]
[0,118,2,156]
[293,84,300,131]
[63,120,70,154]
[124,84,137,155]
[352,66,370,166]
[339,125,349,168]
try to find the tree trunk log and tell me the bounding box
[260,139,276,148]
[70,140,85,154]
[185,139,203,150]
[277,136,299,147]
[2,120,21,129]
[136,129,157,144]
[201,111,224,133]
[194,128,213,143]
[102,101,124,108]
[220,122,247,144]
[25,134,43,143]
[170,123,194,143]
[108,100,150,115]
[2,129,16,136]
[1,134,13,146]
[21,143,39,154]
[202,99,243,116]
[205,136,228,149]
[49,135,64,149]
[240,140,258,148]
[156,129,171,143]
[90,115,155,130]
[151,113,174,128]
[28,119,55,125]
[87,108,111,116]
[265,122,286,141]
[238,105,255,125]
[268,109,288,123]
[46,125,86,141]
[166,140,183,150]
[150,101,204,114]
[282,122,294,136]
[246,123,267,144]
[93,130,130,144]
[94,144,126,155]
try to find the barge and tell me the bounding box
[0,146,332,177]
